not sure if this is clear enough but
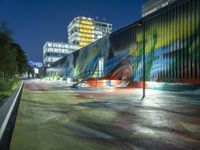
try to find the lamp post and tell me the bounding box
[138,20,146,99]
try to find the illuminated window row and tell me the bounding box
[80,28,94,34]
[79,42,90,47]
[80,24,94,29]
[79,33,94,38]
[80,37,93,42]
[93,30,103,35]
[80,20,93,25]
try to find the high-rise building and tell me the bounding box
[43,41,78,67]
[43,16,112,68]
[67,16,112,48]
[142,0,176,17]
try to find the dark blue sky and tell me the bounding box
[0,0,146,62]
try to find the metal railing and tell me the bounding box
[72,70,103,86]
[0,82,24,150]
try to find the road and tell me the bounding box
[10,80,200,150]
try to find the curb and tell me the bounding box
[0,82,24,149]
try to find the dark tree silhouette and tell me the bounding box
[0,22,28,79]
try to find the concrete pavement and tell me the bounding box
[10,80,200,150]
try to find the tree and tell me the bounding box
[0,22,12,35]
[0,31,15,78]
[0,22,28,79]
[11,43,28,76]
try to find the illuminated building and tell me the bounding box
[50,0,200,87]
[142,0,176,17]
[68,16,112,48]
[43,41,78,67]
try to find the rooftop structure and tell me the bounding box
[142,0,177,17]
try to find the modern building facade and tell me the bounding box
[142,0,176,17]
[43,16,111,70]
[49,0,200,87]
[43,41,78,67]
[68,16,112,48]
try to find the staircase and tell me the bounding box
[71,70,103,87]
[71,70,93,87]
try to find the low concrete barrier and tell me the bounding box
[0,82,24,150]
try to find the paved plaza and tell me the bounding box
[10,80,200,150]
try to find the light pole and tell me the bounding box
[138,20,146,99]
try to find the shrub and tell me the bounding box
[0,79,20,106]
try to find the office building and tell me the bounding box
[142,0,176,17]
[43,41,78,67]
[68,16,112,48]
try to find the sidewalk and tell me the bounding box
[10,80,200,150]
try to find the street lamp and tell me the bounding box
[138,20,146,99]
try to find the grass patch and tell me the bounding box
[0,79,20,106]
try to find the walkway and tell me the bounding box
[10,80,200,150]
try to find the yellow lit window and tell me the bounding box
[80,20,93,25]
[79,42,89,47]
[80,24,94,30]
[80,37,93,42]
[79,33,93,38]
[80,28,93,33]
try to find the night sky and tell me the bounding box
[0,0,147,62]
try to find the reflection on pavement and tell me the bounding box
[10,80,200,150]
